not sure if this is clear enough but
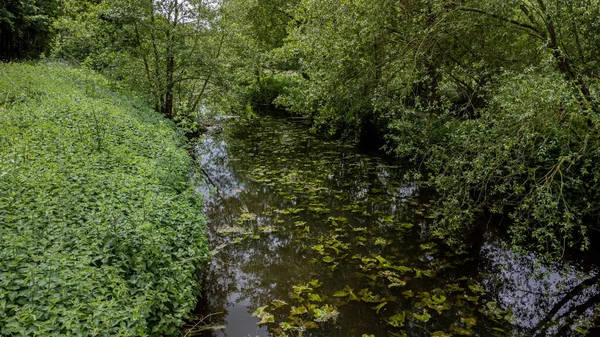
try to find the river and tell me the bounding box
[190,115,600,337]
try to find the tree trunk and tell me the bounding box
[165,54,175,118]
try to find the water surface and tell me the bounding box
[192,116,599,337]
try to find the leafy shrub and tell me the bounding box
[424,68,599,255]
[0,62,208,336]
[244,72,299,113]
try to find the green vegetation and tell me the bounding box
[213,0,600,257]
[0,0,59,59]
[51,0,224,128]
[2,0,595,259]
[2,0,600,333]
[0,62,207,336]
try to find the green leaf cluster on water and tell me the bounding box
[0,63,208,336]
[209,118,512,336]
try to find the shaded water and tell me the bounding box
[192,116,600,337]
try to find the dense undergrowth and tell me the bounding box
[0,62,208,336]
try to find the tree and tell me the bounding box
[53,0,221,124]
[0,0,59,59]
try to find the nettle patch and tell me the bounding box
[0,63,208,336]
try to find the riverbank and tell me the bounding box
[0,62,208,336]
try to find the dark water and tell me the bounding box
[190,116,600,337]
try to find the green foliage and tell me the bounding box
[427,68,599,255]
[0,62,208,336]
[217,0,600,256]
[246,73,299,112]
[0,0,60,59]
[51,0,223,127]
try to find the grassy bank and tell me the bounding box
[0,63,208,336]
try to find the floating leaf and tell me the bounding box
[372,302,387,314]
[468,282,485,294]
[413,310,431,323]
[358,288,385,303]
[431,331,451,337]
[279,321,297,331]
[290,306,308,316]
[257,312,274,325]
[402,290,414,298]
[258,225,277,233]
[390,332,408,337]
[308,293,323,302]
[398,222,414,229]
[271,300,287,309]
[333,285,359,301]
[374,237,390,246]
[252,306,274,325]
[446,283,464,292]
[292,284,312,295]
[322,256,335,263]
[388,281,407,288]
[311,244,325,254]
[392,265,413,274]
[308,279,322,288]
[420,243,436,250]
[466,295,479,302]
[430,294,446,305]
[252,305,268,317]
[304,321,319,329]
[328,216,348,223]
[461,316,476,328]
[313,304,339,322]
[375,255,390,267]
[387,311,406,327]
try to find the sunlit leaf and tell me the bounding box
[308,293,323,302]
[308,279,322,288]
[461,316,476,328]
[290,306,308,316]
[323,256,335,263]
[304,321,319,329]
[402,290,414,298]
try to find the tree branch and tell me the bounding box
[457,7,543,40]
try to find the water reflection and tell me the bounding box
[480,240,599,336]
[191,116,600,337]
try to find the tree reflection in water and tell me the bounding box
[188,116,600,337]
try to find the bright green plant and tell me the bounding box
[0,62,208,336]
